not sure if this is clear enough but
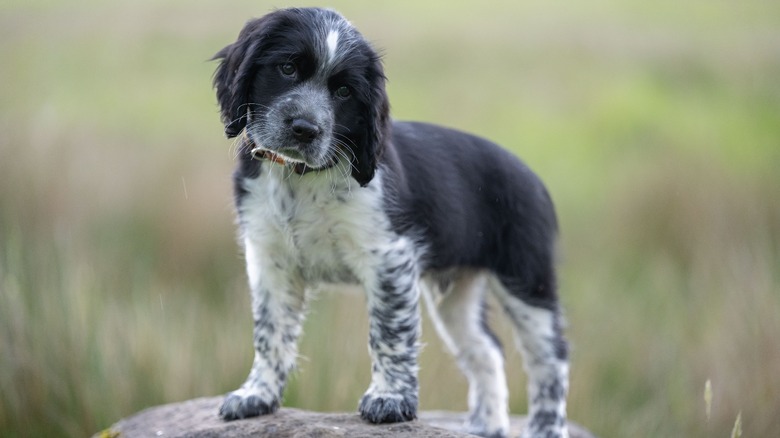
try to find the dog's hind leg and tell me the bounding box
[422,269,509,438]
[490,275,569,438]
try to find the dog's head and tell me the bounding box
[212,8,390,187]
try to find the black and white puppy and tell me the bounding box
[212,7,569,438]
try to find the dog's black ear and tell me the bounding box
[212,17,273,138]
[352,56,390,187]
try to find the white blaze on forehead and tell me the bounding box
[326,29,339,63]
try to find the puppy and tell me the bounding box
[212,7,569,438]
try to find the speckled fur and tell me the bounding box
[226,163,421,423]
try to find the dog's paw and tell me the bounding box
[520,412,568,438]
[466,422,508,438]
[465,407,509,438]
[219,389,280,421]
[358,391,417,423]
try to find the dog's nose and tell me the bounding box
[290,118,320,143]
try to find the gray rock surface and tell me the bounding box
[96,396,596,438]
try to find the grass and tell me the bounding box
[1,0,779,437]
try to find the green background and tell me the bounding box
[1,0,778,436]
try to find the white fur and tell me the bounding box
[326,30,339,65]
[239,164,398,286]
[423,270,510,437]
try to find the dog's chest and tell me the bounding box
[239,172,389,284]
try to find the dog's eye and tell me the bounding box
[334,86,351,99]
[279,63,297,77]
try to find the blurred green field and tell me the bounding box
[1,0,779,437]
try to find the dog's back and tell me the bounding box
[386,121,558,300]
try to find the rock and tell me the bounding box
[96,396,596,438]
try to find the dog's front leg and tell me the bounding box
[358,241,421,423]
[220,239,305,420]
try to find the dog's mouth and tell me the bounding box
[250,147,304,166]
[243,130,308,165]
[247,140,337,175]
